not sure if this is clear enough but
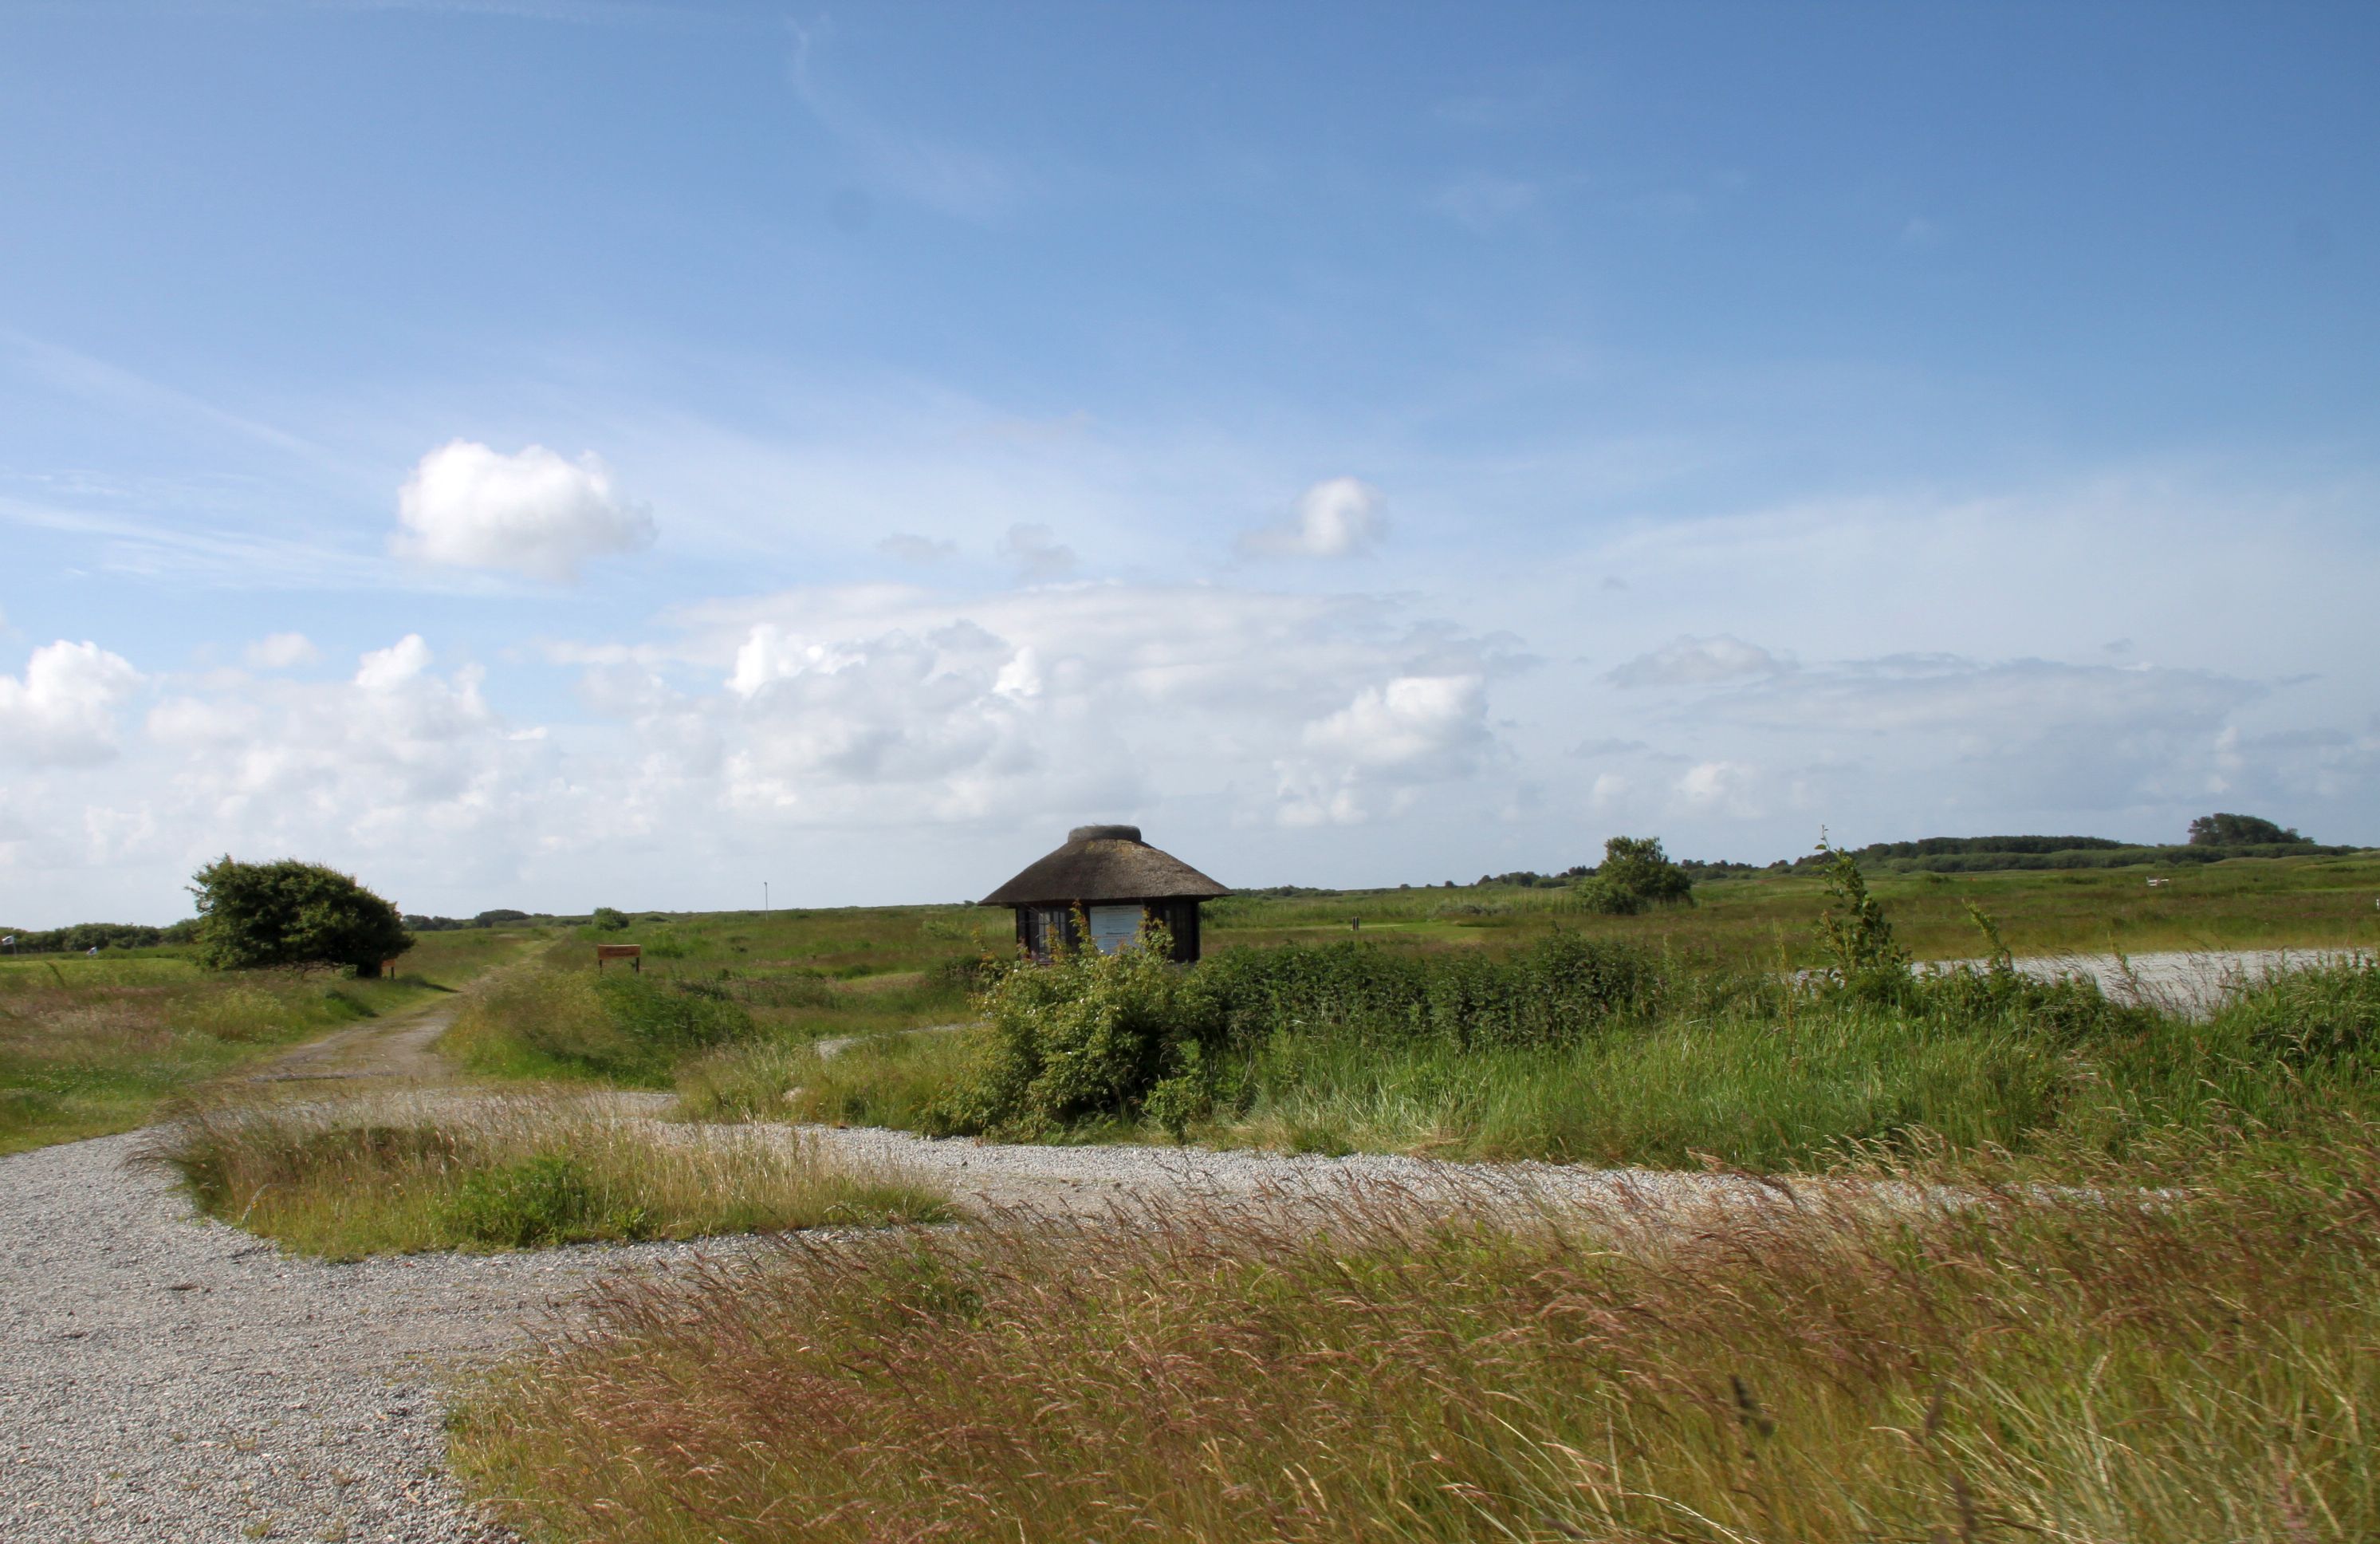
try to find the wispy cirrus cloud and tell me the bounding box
[787,20,1026,220]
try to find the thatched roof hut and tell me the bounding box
[982,824,1228,963]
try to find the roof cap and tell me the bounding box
[981,825,1228,906]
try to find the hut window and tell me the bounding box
[1086,904,1143,955]
[1030,906,1075,959]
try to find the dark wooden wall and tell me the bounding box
[1009,899,1205,963]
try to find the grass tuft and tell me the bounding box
[149,1095,955,1258]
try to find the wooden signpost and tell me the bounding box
[596,943,643,974]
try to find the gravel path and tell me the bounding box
[1927,947,2366,1016]
[0,946,2354,1541]
[0,1131,738,1544]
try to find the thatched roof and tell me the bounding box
[981,825,1229,907]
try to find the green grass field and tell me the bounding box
[1210,850,2380,963]
[407,854,2380,1176]
[0,927,529,1154]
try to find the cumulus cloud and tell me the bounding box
[356,634,434,692]
[394,440,655,582]
[1607,635,1788,688]
[1678,759,1760,817]
[136,632,531,873]
[1238,477,1387,560]
[244,632,320,669]
[1273,675,1493,827]
[1301,676,1488,772]
[0,640,142,766]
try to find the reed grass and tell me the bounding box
[453,1141,2380,1542]
[151,1094,954,1259]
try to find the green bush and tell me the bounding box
[1579,834,1694,910]
[936,932,1214,1138]
[1569,875,1644,916]
[1195,931,1663,1054]
[188,856,412,975]
[934,930,1666,1140]
[1809,841,1911,1001]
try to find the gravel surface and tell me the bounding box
[1929,947,2366,1016]
[0,1132,742,1544]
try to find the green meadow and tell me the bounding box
[0,926,525,1154]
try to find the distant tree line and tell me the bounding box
[403,908,533,932]
[1788,815,2348,875]
[0,919,202,954]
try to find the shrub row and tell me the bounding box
[1197,932,1666,1052]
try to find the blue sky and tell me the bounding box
[2,1,2374,925]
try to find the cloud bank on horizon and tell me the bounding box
[0,4,2374,925]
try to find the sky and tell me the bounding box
[2,1,2375,927]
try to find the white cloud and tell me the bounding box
[1301,676,1488,772]
[356,634,434,692]
[0,640,142,766]
[1239,477,1387,560]
[394,440,655,582]
[244,632,320,669]
[1273,675,1493,828]
[1678,760,1760,817]
[111,634,536,894]
[1607,635,1788,688]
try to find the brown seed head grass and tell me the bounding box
[453,1140,2380,1542]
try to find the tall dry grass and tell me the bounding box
[454,1144,2380,1542]
[151,1094,954,1258]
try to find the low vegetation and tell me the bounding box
[454,1140,2380,1543]
[151,1094,954,1259]
[782,939,2376,1171]
[0,928,519,1155]
[355,851,2363,1174]
[439,918,999,1085]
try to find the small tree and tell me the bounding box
[1573,835,1695,916]
[591,906,630,932]
[188,857,413,976]
[1812,840,1908,1000]
[2186,812,2303,847]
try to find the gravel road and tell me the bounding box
[0,1130,740,1543]
[1933,947,2365,1016]
[0,947,2355,1541]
